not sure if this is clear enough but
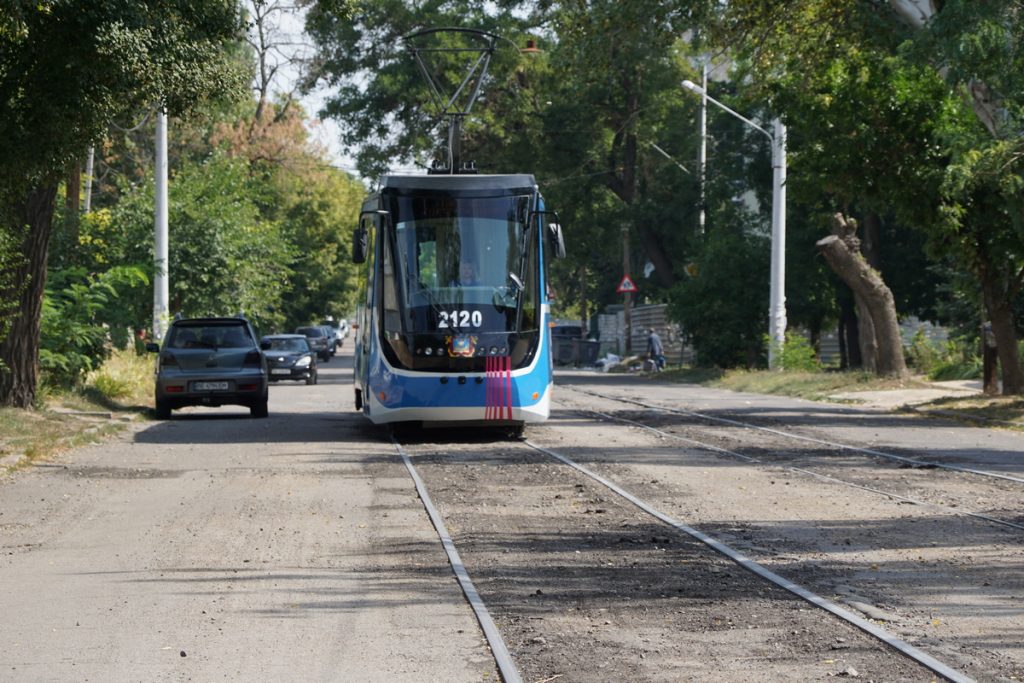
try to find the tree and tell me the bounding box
[0,1,246,407]
[714,0,1024,388]
[817,214,907,377]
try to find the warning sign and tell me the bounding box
[616,275,638,293]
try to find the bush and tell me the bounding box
[905,328,942,374]
[927,338,981,380]
[767,332,820,372]
[40,266,147,389]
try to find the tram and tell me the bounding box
[350,29,566,431]
[351,173,565,431]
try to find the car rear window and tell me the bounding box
[266,338,309,352]
[169,323,253,349]
[296,327,325,337]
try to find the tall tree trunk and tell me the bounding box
[579,263,588,334]
[860,212,882,269]
[817,214,907,378]
[0,184,58,408]
[838,296,862,369]
[978,251,1024,394]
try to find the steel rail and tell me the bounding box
[393,437,523,683]
[575,406,1024,534]
[566,385,1024,486]
[524,439,975,683]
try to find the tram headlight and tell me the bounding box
[425,347,433,355]
[436,347,444,356]
[489,346,498,354]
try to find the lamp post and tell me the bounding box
[681,79,787,369]
[153,107,169,341]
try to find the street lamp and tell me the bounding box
[681,79,787,370]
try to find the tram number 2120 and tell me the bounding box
[438,309,483,329]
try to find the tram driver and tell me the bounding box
[451,258,481,286]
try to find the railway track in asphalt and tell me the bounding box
[391,427,990,682]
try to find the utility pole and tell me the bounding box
[682,79,788,369]
[153,108,169,340]
[697,62,707,235]
[622,223,632,355]
[769,119,787,367]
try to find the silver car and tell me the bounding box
[147,316,269,419]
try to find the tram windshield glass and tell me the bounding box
[386,192,538,335]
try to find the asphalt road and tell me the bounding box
[0,347,497,682]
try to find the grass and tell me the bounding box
[0,348,153,473]
[643,364,1024,428]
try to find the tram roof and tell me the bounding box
[376,173,538,192]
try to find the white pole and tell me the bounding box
[682,79,787,369]
[768,119,787,369]
[83,146,94,213]
[697,63,707,235]
[153,108,169,341]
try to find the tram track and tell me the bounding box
[393,430,982,682]
[563,385,1024,486]
[566,405,1024,536]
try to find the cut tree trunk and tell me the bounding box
[817,214,908,379]
[0,184,58,408]
[854,293,878,374]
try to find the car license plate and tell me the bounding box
[271,369,291,375]
[193,381,229,391]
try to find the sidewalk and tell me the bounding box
[827,379,985,410]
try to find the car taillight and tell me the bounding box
[160,353,179,368]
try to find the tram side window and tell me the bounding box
[382,230,402,337]
[520,228,539,332]
[363,217,376,309]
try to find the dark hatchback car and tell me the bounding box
[295,325,331,361]
[147,316,269,419]
[262,334,317,385]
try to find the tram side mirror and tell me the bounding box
[352,226,367,263]
[548,223,566,259]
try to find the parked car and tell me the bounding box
[261,334,317,385]
[320,319,344,349]
[320,324,337,356]
[295,325,332,361]
[147,316,269,419]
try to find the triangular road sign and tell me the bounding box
[616,275,638,293]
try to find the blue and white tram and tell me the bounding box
[351,172,565,431]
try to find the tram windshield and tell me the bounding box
[387,192,537,334]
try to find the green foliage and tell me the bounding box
[39,268,132,388]
[905,328,942,374]
[768,331,821,373]
[668,219,769,368]
[928,339,982,381]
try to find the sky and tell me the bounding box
[272,3,361,177]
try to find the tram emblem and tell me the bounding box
[447,334,478,357]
